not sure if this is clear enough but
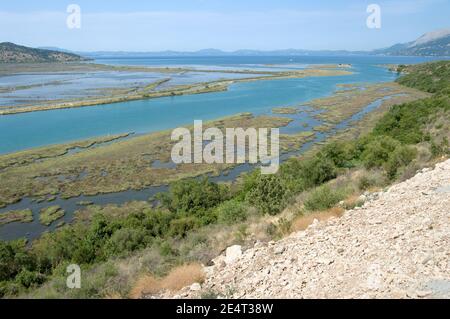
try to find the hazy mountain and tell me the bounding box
[0,42,88,63]
[4,28,448,62]
[37,46,75,54]
[80,48,366,58]
[375,29,450,56]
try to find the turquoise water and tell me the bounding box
[0,56,443,154]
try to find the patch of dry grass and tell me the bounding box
[129,263,205,299]
[291,207,344,232]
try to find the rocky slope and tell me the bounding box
[166,159,450,299]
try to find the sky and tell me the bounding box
[0,0,449,52]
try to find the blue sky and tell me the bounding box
[0,0,448,51]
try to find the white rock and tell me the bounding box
[225,245,242,265]
[358,194,367,203]
[190,283,202,291]
[274,246,285,255]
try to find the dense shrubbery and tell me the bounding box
[397,61,450,94]
[0,240,44,296]
[373,96,449,144]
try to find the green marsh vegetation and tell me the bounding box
[0,61,449,298]
[0,209,33,226]
[39,206,65,226]
[271,107,299,114]
[0,113,316,208]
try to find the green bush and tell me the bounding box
[397,61,450,94]
[360,136,400,169]
[215,199,248,225]
[322,141,357,168]
[372,96,449,144]
[159,178,227,217]
[0,240,36,282]
[357,174,378,191]
[431,137,450,157]
[384,145,417,179]
[169,216,200,238]
[0,281,21,297]
[142,210,174,238]
[15,270,46,288]
[104,227,149,256]
[246,174,288,215]
[300,155,337,188]
[304,185,346,211]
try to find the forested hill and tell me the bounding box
[0,42,88,63]
[396,61,450,94]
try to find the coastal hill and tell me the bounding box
[375,28,450,56]
[0,42,88,63]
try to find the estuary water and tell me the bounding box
[0,55,443,154]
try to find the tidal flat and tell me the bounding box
[0,113,297,207]
[0,62,351,115]
[306,82,430,123]
[272,107,299,114]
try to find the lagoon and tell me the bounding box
[0,55,443,154]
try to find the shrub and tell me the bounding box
[104,227,149,256]
[300,155,337,188]
[322,141,357,168]
[215,199,248,225]
[142,210,174,238]
[384,145,417,179]
[431,137,450,157]
[160,178,227,217]
[0,240,36,282]
[169,217,200,238]
[304,185,346,211]
[235,170,260,200]
[0,281,21,297]
[15,270,46,288]
[372,96,450,144]
[360,136,399,169]
[246,174,288,215]
[357,174,378,191]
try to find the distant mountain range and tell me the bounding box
[78,29,450,58]
[0,42,88,63]
[78,48,367,58]
[1,28,449,63]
